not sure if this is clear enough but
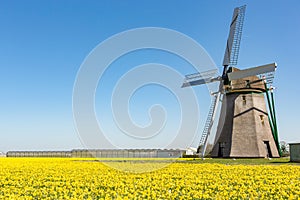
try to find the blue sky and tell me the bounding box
[0,1,300,152]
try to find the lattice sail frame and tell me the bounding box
[223,5,246,67]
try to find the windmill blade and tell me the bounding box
[184,69,217,80]
[199,83,223,158]
[222,5,246,69]
[182,76,221,88]
[181,69,219,88]
[227,63,277,81]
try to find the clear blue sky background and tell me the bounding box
[0,1,299,152]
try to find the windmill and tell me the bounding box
[182,5,281,158]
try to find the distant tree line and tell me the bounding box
[280,141,290,157]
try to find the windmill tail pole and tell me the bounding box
[267,114,276,143]
[270,89,281,156]
[264,81,281,156]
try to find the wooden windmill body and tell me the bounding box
[211,68,279,157]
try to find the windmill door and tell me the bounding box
[264,141,272,158]
[218,142,226,157]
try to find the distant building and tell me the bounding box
[6,151,71,157]
[185,147,197,156]
[71,149,184,158]
[6,149,185,158]
[289,143,300,162]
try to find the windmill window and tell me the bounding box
[242,95,246,105]
[245,80,250,88]
[260,115,265,125]
[219,142,226,148]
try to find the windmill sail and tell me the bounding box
[181,69,219,88]
[222,5,246,69]
[227,63,277,81]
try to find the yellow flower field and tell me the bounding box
[0,158,300,199]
